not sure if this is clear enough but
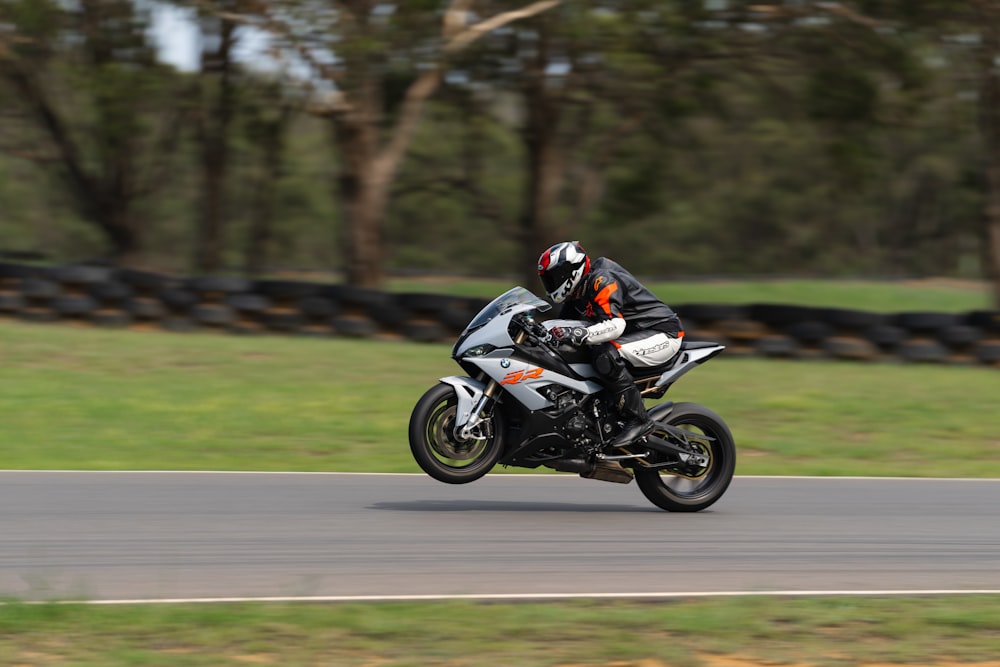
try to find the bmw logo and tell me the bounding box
[500,359,511,368]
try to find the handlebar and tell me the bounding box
[513,314,553,348]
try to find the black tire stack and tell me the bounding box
[119,268,173,326]
[0,261,998,365]
[674,300,1000,366]
[672,304,747,354]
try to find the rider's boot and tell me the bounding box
[608,385,655,449]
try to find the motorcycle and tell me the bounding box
[408,286,736,512]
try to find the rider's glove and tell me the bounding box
[551,326,589,346]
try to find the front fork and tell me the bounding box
[456,379,500,441]
[448,327,532,441]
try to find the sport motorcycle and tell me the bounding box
[408,287,736,512]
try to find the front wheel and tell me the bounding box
[634,402,736,512]
[408,383,504,484]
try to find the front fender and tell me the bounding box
[439,376,487,430]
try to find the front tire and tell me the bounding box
[634,402,736,512]
[408,383,504,484]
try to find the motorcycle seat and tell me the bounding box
[556,339,722,378]
[627,340,720,379]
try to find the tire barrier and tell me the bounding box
[676,302,1000,366]
[0,261,998,366]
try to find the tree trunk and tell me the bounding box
[988,223,1000,308]
[518,27,568,291]
[319,0,561,287]
[337,153,389,290]
[341,180,387,288]
[244,177,275,277]
[977,7,1000,308]
[195,15,236,274]
[99,197,141,265]
[331,61,445,287]
[983,166,1000,308]
[520,126,566,290]
[245,106,291,277]
[333,80,388,288]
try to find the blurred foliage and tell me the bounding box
[0,1,995,293]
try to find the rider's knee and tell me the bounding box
[592,343,627,381]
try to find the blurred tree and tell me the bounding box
[970,0,1000,306]
[192,1,241,273]
[752,2,932,273]
[185,0,303,276]
[256,0,561,287]
[448,1,807,288]
[0,0,995,296]
[241,77,298,276]
[0,0,187,265]
[752,0,1000,304]
[388,95,522,274]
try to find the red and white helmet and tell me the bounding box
[537,241,590,303]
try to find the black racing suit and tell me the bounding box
[558,257,681,342]
[558,257,683,446]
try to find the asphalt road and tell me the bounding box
[2,471,999,602]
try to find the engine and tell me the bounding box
[539,385,583,416]
[563,414,591,436]
[539,385,599,447]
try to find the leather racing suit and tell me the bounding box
[557,257,683,448]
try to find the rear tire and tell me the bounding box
[408,383,504,484]
[634,402,736,512]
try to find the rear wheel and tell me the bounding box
[408,383,504,484]
[634,402,735,512]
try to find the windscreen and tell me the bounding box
[465,287,549,331]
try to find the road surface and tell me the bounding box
[2,471,998,601]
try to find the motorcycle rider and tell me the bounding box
[537,241,683,449]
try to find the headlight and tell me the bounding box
[462,344,496,358]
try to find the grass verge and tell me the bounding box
[1,320,997,476]
[387,276,993,313]
[2,596,999,666]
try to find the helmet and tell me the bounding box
[537,241,590,303]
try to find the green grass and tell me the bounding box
[1,596,999,666]
[1,319,998,476]
[388,276,994,313]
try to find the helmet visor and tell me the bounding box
[540,262,579,299]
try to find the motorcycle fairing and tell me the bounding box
[465,351,603,411]
[438,375,488,433]
[446,344,722,435]
[439,372,600,467]
[452,287,549,358]
[650,343,725,389]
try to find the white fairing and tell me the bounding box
[468,351,602,411]
[438,376,488,430]
[446,286,722,431]
[652,344,725,387]
[452,287,546,358]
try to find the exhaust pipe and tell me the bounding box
[547,458,634,484]
[549,458,590,474]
